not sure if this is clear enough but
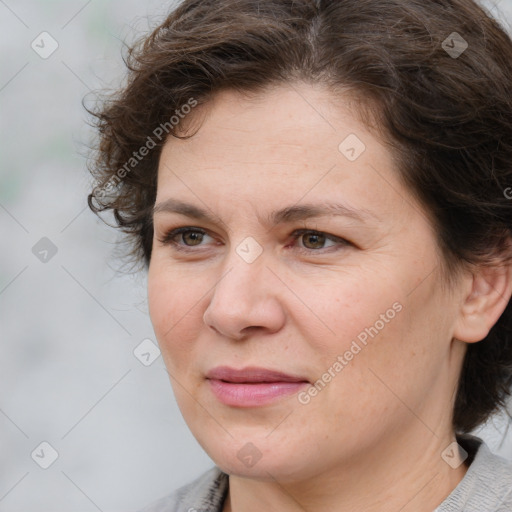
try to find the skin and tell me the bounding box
[147,82,512,512]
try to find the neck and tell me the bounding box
[223,427,468,512]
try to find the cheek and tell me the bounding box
[293,272,413,386]
[310,279,447,432]
[292,270,403,359]
[147,264,205,354]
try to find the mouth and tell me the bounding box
[205,366,310,407]
[206,365,310,383]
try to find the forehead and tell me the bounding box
[169,83,369,156]
[155,83,418,224]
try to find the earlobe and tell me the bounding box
[453,262,512,344]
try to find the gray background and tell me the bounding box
[1,1,512,511]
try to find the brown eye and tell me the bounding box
[290,229,350,254]
[181,230,204,246]
[158,227,213,249]
[301,232,327,249]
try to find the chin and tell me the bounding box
[197,434,317,483]
[215,456,307,482]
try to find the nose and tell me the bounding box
[202,249,286,340]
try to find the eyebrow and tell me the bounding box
[152,198,376,226]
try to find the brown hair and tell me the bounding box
[87,0,512,433]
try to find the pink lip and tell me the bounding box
[206,366,310,407]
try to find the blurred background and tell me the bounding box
[1,1,512,510]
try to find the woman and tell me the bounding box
[87,0,512,510]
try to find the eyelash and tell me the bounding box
[156,226,351,254]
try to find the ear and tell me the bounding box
[453,262,512,343]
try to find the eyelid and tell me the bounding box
[290,228,348,245]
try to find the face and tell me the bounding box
[148,83,466,483]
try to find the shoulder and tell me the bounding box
[436,434,512,512]
[137,466,229,512]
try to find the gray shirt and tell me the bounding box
[139,434,512,511]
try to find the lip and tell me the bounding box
[206,366,309,383]
[206,366,310,407]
